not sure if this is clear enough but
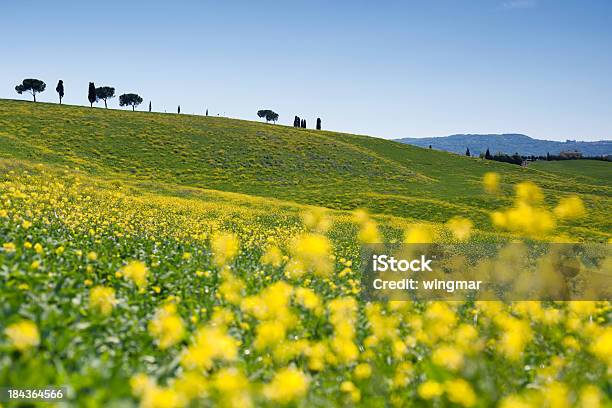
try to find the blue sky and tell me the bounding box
[1,0,611,141]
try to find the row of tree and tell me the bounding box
[466,147,609,165]
[15,78,145,111]
[15,78,324,128]
[293,115,322,130]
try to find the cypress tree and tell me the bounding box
[316,118,321,130]
[56,80,64,104]
[178,105,181,114]
[88,82,96,107]
[485,148,492,160]
[149,101,152,112]
[206,109,208,116]
[301,119,306,128]
[465,147,470,157]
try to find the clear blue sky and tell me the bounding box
[1,0,611,141]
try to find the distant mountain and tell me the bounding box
[395,134,612,157]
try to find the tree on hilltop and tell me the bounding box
[56,80,64,104]
[294,116,300,127]
[15,78,46,102]
[257,109,278,123]
[88,82,96,107]
[485,148,492,160]
[316,118,321,130]
[301,119,306,128]
[95,86,115,108]
[119,93,143,111]
[149,101,152,112]
[465,147,471,157]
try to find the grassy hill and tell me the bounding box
[2,98,611,407]
[530,159,612,186]
[0,99,610,239]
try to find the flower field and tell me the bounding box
[1,160,610,407]
[0,100,610,407]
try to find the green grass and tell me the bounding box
[0,98,610,239]
[530,159,611,186]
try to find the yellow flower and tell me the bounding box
[358,220,381,244]
[515,181,544,204]
[148,303,185,349]
[578,385,602,408]
[2,242,16,253]
[294,287,322,313]
[261,245,283,267]
[432,345,464,371]
[290,233,333,277]
[340,380,361,402]
[5,320,40,351]
[483,172,500,193]
[302,208,331,232]
[554,195,586,219]
[589,327,612,366]
[445,379,476,407]
[34,243,43,253]
[181,326,238,370]
[122,260,149,288]
[354,363,372,379]
[21,220,32,229]
[418,380,443,400]
[182,252,191,260]
[211,232,239,267]
[263,367,309,404]
[446,216,473,241]
[89,286,117,316]
[212,368,251,408]
[498,395,531,408]
[404,224,435,244]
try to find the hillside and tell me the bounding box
[396,133,612,157]
[0,99,610,239]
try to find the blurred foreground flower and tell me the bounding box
[5,320,40,351]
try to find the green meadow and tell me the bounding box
[0,99,609,240]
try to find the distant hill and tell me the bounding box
[395,134,612,157]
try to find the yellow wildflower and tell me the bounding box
[89,286,117,316]
[122,260,149,288]
[263,367,309,404]
[5,320,40,351]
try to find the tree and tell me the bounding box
[257,110,278,123]
[119,93,143,111]
[316,118,321,130]
[95,86,115,108]
[301,119,306,128]
[429,145,432,149]
[15,78,46,102]
[465,147,471,157]
[267,111,279,123]
[149,101,152,112]
[178,105,181,114]
[55,80,64,104]
[485,148,492,160]
[206,109,208,116]
[88,82,96,107]
[294,116,300,127]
